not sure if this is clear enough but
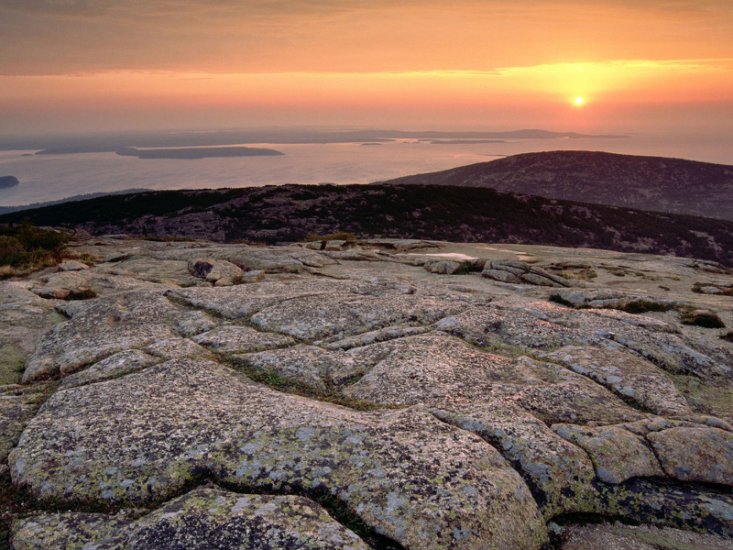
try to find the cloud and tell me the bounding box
[1,1,732,75]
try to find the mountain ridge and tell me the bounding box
[382,150,733,221]
[3,183,733,266]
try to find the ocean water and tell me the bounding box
[0,133,730,207]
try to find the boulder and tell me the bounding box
[187,258,243,286]
[482,260,571,287]
[11,485,370,550]
[57,260,89,271]
[10,359,548,549]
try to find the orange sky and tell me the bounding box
[1,0,732,135]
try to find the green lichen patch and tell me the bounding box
[672,375,733,422]
[226,355,398,412]
[0,344,26,386]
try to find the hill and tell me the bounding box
[3,183,733,266]
[382,151,733,220]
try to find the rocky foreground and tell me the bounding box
[1,237,733,549]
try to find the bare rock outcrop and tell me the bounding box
[2,236,733,547]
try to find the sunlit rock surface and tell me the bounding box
[2,237,733,548]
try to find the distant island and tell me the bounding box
[3,128,626,156]
[428,139,506,145]
[115,146,284,160]
[0,176,19,189]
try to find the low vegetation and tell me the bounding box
[4,184,733,266]
[680,308,726,329]
[0,223,68,276]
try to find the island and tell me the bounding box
[115,146,284,160]
[0,176,19,189]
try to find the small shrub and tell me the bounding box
[680,308,726,329]
[0,223,69,272]
[0,236,24,266]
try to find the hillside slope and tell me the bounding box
[383,151,733,220]
[3,184,733,266]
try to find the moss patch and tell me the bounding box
[671,375,733,422]
[0,344,26,385]
[227,358,400,412]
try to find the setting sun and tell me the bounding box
[574,96,585,107]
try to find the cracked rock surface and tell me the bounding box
[2,237,733,549]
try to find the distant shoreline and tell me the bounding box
[114,146,284,160]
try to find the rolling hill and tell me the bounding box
[382,151,733,220]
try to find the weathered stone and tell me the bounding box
[192,325,296,354]
[11,485,370,550]
[30,286,71,300]
[544,346,690,415]
[1,394,41,468]
[188,258,244,286]
[251,292,464,341]
[437,297,730,378]
[235,344,373,390]
[108,257,202,287]
[553,424,664,484]
[433,406,599,519]
[424,259,466,274]
[10,359,548,549]
[241,269,265,283]
[598,478,733,537]
[60,349,159,389]
[343,333,641,424]
[562,522,733,550]
[0,282,60,385]
[648,427,733,485]
[482,260,570,287]
[22,291,181,382]
[6,237,733,546]
[57,260,90,272]
[174,310,218,337]
[221,249,307,273]
[322,324,432,351]
[551,288,678,311]
[521,272,562,286]
[143,337,211,361]
[166,279,340,319]
[482,268,522,284]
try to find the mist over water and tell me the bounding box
[0,131,730,207]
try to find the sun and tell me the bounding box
[573,96,585,107]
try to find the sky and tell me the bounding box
[1,0,732,136]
